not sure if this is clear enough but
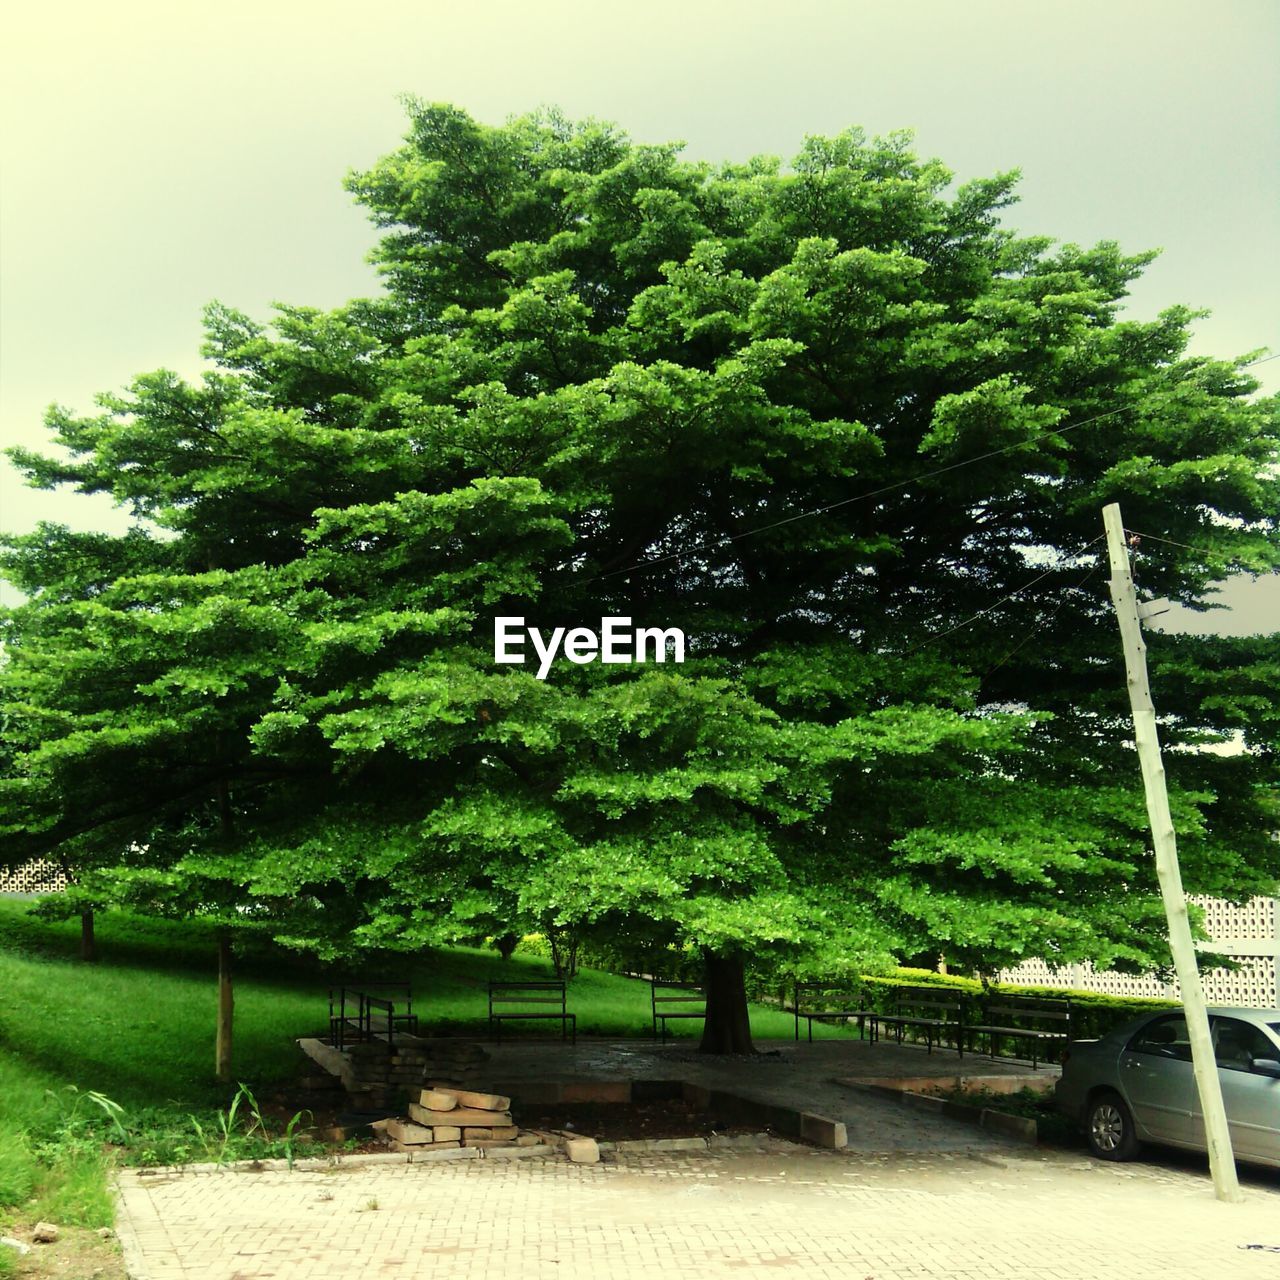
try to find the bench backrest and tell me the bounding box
[793,980,868,1013]
[980,995,1073,1031]
[891,986,964,1020]
[489,980,567,1013]
[651,979,705,1014]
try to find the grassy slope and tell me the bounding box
[0,901,825,1107]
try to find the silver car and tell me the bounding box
[1055,1007,1280,1166]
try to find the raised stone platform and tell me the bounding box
[297,1034,490,1109]
[298,1035,1057,1154]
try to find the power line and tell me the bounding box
[592,406,1114,584]
[899,535,1106,657]
[982,561,1104,676]
[931,511,1274,663]
[587,351,1277,586]
[1124,527,1275,566]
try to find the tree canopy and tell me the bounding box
[3,103,1278,1051]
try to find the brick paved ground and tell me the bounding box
[116,1142,1280,1280]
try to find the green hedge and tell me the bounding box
[790,968,1177,1042]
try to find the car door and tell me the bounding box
[1120,1013,1198,1145]
[1208,1016,1280,1164]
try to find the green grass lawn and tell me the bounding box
[0,897,854,1229]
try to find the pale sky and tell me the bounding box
[1,0,1277,631]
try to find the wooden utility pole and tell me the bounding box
[1102,502,1241,1204]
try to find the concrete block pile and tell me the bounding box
[374,1084,601,1161]
[376,1084,537,1152]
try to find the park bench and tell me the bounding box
[488,980,576,1043]
[328,982,418,1051]
[965,994,1073,1068]
[874,986,965,1055]
[790,980,879,1043]
[650,979,706,1040]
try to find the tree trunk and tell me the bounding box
[698,950,756,1054]
[545,923,579,979]
[494,933,520,961]
[215,929,234,1083]
[214,775,235,1082]
[80,910,96,962]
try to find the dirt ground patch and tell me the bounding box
[3,1222,125,1280]
[521,1098,759,1142]
[261,1077,759,1147]
[274,1096,758,1150]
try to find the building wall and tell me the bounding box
[0,859,69,895]
[1000,896,1280,1008]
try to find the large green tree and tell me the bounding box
[3,103,1278,1056]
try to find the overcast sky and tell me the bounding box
[1,0,1276,631]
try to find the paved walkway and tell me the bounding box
[116,1142,1280,1280]
[120,1037,1261,1278]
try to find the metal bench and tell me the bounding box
[650,979,705,1040]
[790,980,878,1042]
[488,980,576,1043]
[965,994,1072,1068]
[328,983,418,1051]
[874,986,965,1055]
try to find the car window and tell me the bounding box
[1128,1014,1192,1061]
[1212,1017,1280,1074]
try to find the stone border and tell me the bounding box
[853,1085,1038,1143]
[113,1187,150,1280]
[840,1072,1056,1097]
[122,1143,560,1178]
[612,1136,712,1154]
[119,1132,783,1185]
[602,1132,778,1153]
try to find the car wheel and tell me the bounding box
[1086,1090,1140,1161]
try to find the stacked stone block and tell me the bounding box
[376,1085,545,1152]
